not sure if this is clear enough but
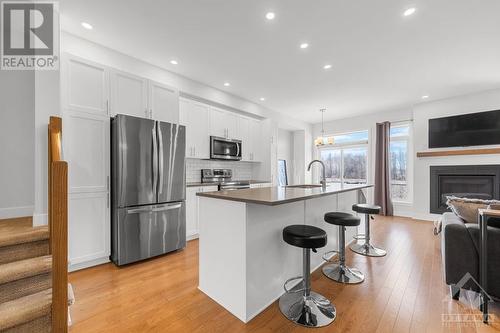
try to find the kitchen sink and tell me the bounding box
[286,184,323,189]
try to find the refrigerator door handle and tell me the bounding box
[127,207,153,214]
[152,203,182,212]
[152,122,158,195]
[157,122,164,195]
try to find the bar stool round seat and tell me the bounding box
[322,212,365,284]
[324,212,361,227]
[352,203,381,215]
[350,203,386,257]
[283,224,328,249]
[279,225,336,328]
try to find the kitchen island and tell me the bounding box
[197,184,373,323]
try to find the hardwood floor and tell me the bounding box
[68,216,500,332]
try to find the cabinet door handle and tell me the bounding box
[145,108,149,118]
[106,100,109,116]
[150,109,153,118]
[194,146,196,157]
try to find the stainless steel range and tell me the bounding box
[201,169,250,190]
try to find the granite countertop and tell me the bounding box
[186,180,271,187]
[197,184,373,206]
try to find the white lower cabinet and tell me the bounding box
[68,192,110,270]
[186,185,218,240]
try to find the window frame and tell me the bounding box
[389,121,413,204]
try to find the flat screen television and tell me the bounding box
[428,109,500,148]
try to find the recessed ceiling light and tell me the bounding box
[259,97,266,101]
[422,95,429,99]
[265,12,275,20]
[403,7,416,16]
[170,60,178,65]
[81,22,93,30]
[224,82,230,87]
[323,64,332,70]
[300,43,309,49]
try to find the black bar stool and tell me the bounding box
[279,225,336,328]
[350,203,386,257]
[322,212,365,284]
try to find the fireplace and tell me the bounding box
[430,165,500,214]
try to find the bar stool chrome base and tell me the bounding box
[322,263,365,284]
[279,284,336,328]
[350,243,386,257]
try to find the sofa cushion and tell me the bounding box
[446,196,500,224]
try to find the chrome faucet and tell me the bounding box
[307,160,327,190]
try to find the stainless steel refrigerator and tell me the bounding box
[111,114,186,266]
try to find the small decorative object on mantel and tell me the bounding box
[314,108,335,147]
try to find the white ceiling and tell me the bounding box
[60,0,500,123]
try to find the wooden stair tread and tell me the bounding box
[0,289,52,331]
[0,218,49,248]
[0,255,52,285]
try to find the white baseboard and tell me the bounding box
[0,206,34,220]
[69,257,110,272]
[411,212,439,222]
[187,233,199,241]
[33,213,48,226]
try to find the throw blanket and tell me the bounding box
[434,217,442,235]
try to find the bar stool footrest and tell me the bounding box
[353,234,366,240]
[322,250,340,263]
[283,276,305,293]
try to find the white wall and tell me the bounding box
[412,89,500,221]
[33,70,60,225]
[0,71,35,218]
[278,129,294,185]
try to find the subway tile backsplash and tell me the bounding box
[186,159,254,182]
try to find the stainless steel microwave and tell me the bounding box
[210,136,242,160]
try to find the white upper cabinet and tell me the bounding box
[209,107,228,138]
[110,70,148,118]
[250,119,262,162]
[226,112,239,139]
[238,116,262,162]
[209,107,239,139]
[238,117,251,161]
[148,80,179,123]
[180,98,210,159]
[63,56,109,116]
[190,102,210,159]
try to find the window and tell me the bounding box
[390,123,411,202]
[319,130,368,186]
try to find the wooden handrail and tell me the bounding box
[48,117,68,332]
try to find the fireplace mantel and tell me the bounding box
[417,147,500,158]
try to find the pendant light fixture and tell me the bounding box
[314,108,334,146]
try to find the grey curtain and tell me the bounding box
[374,122,394,216]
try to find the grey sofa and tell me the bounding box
[441,212,500,301]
